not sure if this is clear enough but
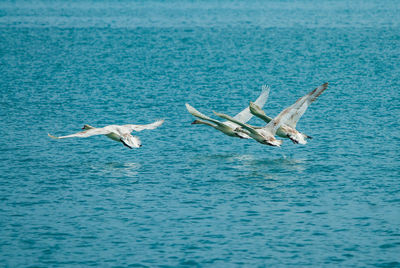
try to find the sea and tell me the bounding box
[0,0,399,267]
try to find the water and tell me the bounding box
[1,0,399,266]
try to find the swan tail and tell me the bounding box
[304,133,312,139]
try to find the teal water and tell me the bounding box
[1,1,399,266]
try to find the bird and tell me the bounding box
[48,119,164,149]
[185,85,270,139]
[213,83,328,147]
[248,82,328,144]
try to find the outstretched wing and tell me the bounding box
[233,85,270,123]
[123,119,164,132]
[284,82,328,128]
[263,93,311,136]
[48,127,111,139]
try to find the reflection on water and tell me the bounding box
[247,156,307,172]
[90,162,141,179]
[193,153,308,182]
[239,156,308,183]
[199,153,306,169]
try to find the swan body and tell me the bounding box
[248,82,328,144]
[186,85,270,139]
[214,106,295,147]
[214,83,328,147]
[48,120,164,149]
[186,104,251,138]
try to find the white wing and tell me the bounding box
[48,127,111,139]
[284,82,328,128]
[123,119,164,132]
[233,85,270,123]
[213,111,260,136]
[263,93,310,136]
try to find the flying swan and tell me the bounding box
[185,85,270,139]
[48,120,164,149]
[248,82,328,144]
[213,83,328,147]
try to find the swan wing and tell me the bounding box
[285,82,328,128]
[263,94,310,136]
[213,111,259,136]
[48,127,111,139]
[123,119,165,132]
[233,85,270,123]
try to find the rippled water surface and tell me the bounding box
[1,1,399,266]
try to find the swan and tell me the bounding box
[213,83,328,147]
[249,82,328,144]
[48,119,164,149]
[185,85,270,139]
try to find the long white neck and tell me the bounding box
[193,120,217,129]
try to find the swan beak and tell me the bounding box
[191,120,199,125]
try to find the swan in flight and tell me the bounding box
[214,83,328,147]
[48,120,164,149]
[249,82,328,144]
[185,85,270,139]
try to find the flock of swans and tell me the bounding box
[48,82,328,149]
[187,82,328,147]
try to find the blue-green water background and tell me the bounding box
[1,1,399,266]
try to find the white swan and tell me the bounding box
[214,83,328,147]
[185,85,270,139]
[48,120,164,149]
[249,82,328,144]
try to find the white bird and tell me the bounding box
[48,120,164,149]
[214,83,328,147]
[185,85,270,139]
[249,82,328,144]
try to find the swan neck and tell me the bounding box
[195,120,216,128]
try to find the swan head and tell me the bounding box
[82,124,92,130]
[191,120,202,125]
[249,101,265,116]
